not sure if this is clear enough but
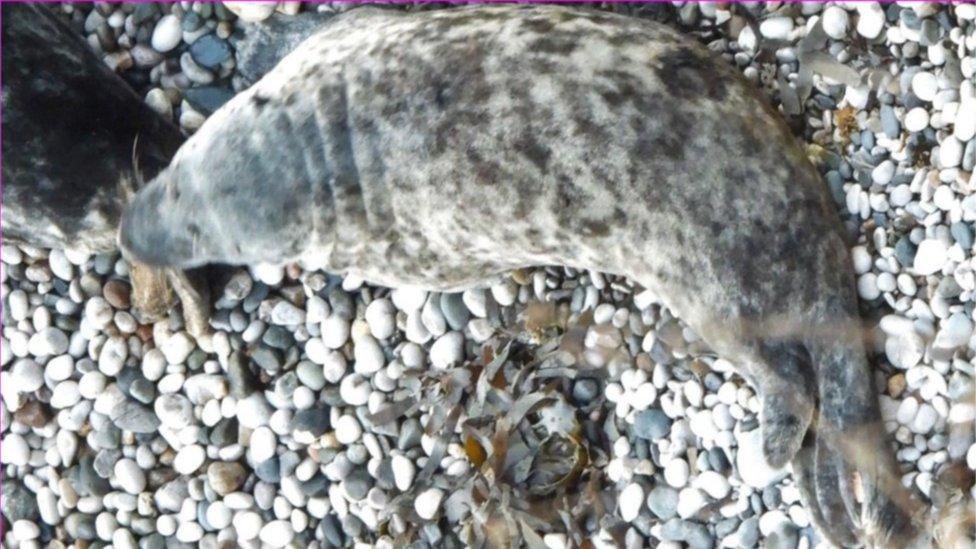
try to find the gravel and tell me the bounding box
[2,2,974,548]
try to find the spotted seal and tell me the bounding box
[120,5,922,546]
[1,3,213,331]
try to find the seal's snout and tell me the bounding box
[119,176,202,269]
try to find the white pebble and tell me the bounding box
[114,459,146,494]
[174,445,206,475]
[913,239,948,275]
[391,454,416,491]
[618,483,644,522]
[822,6,849,39]
[664,459,690,488]
[904,107,930,132]
[414,488,444,520]
[250,427,277,463]
[856,3,885,40]
[259,520,295,547]
[334,415,363,445]
[429,331,464,369]
[151,15,182,53]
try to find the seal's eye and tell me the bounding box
[168,181,181,201]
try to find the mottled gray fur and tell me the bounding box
[121,5,922,547]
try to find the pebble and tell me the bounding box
[633,408,673,440]
[114,459,146,494]
[429,331,464,368]
[913,239,948,275]
[208,462,247,495]
[856,3,885,39]
[224,1,278,22]
[260,520,296,547]
[27,327,68,356]
[904,107,930,132]
[414,488,444,520]
[664,459,690,488]
[391,454,416,491]
[619,483,644,522]
[189,34,232,69]
[174,445,206,475]
[647,485,679,520]
[151,15,182,52]
[822,6,849,40]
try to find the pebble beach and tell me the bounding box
[1,2,975,548]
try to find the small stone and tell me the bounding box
[759,17,793,40]
[904,107,930,132]
[954,98,976,141]
[174,445,206,475]
[321,316,350,349]
[334,415,363,445]
[161,332,195,364]
[871,160,895,185]
[695,470,732,500]
[238,393,273,429]
[270,300,305,326]
[933,313,973,350]
[414,487,444,520]
[154,394,194,429]
[365,299,396,339]
[822,6,849,40]
[111,400,161,433]
[183,86,235,115]
[950,222,973,250]
[429,331,464,369]
[114,459,146,494]
[855,3,884,39]
[913,239,948,275]
[259,520,295,547]
[940,137,964,168]
[103,280,131,309]
[223,1,278,22]
[647,485,679,520]
[1,433,30,466]
[633,409,672,440]
[911,71,939,102]
[151,15,182,52]
[619,482,644,522]
[291,405,330,437]
[391,455,416,491]
[10,359,44,393]
[189,34,232,69]
[664,459,690,488]
[28,327,68,357]
[440,293,470,330]
[208,462,247,495]
[250,426,277,462]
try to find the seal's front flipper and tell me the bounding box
[753,341,816,468]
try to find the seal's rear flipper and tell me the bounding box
[809,340,924,548]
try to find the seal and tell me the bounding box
[120,5,921,546]
[1,3,210,332]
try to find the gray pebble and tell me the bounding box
[633,409,672,440]
[291,405,330,437]
[736,517,760,547]
[660,518,713,549]
[647,485,679,520]
[110,400,161,433]
[189,34,232,69]
[439,292,470,330]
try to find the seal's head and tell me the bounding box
[119,168,208,269]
